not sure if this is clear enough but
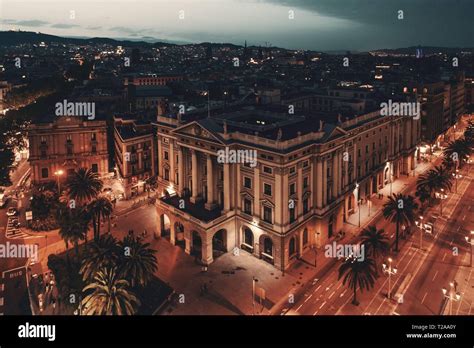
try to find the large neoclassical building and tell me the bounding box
[154,104,420,270]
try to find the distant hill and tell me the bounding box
[372,46,474,55]
[0,30,175,47]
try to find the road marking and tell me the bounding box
[336,283,342,290]
[450,238,454,246]
[314,285,322,292]
[295,304,303,312]
[304,294,313,303]
[432,270,439,281]
[462,215,466,221]
[442,253,447,261]
[319,301,326,309]
[313,309,319,315]
[421,292,428,304]
[457,225,462,231]
[328,291,335,299]
[340,289,347,297]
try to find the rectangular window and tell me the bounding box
[164,151,169,161]
[264,183,272,196]
[289,166,296,174]
[91,164,98,173]
[41,168,49,178]
[244,177,252,189]
[263,206,272,223]
[289,183,296,195]
[263,166,273,174]
[303,177,309,189]
[164,169,170,181]
[303,198,309,214]
[289,207,295,223]
[244,198,252,215]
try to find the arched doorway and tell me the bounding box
[260,236,274,264]
[174,222,185,248]
[160,214,171,238]
[242,227,254,253]
[212,229,227,258]
[384,167,390,185]
[289,237,296,259]
[191,231,202,259]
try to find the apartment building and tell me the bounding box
[113,114,156,198]
[153,105,421,270]
[28,116,109,184]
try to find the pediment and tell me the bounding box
[173,121,225,145]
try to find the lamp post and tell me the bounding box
[452,169,462,193]
[442,282,461,315]
[436,189,448,216]
[465,231,474,267]
[252,277,258,315]
[54,170,64,193]
[358,199,362,227]
[416,215,424,250]
[382,257,397,299]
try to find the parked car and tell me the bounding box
[6,207,18,216]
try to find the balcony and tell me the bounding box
[159,195,223,223]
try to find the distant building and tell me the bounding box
[28,116,109,185]
[113,114,156,198]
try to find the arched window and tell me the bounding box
[303,228,308,246]
[289,237,296,257]
[244,228,254,247]
[263,237,273,256]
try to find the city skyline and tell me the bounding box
[1,0,473,52]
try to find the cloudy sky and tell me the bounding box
[0,0,472,51]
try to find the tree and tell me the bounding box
[57,205,89,257]
[383,194,418,252]
[80,234,119,282]
[118,236,158,288]
[88,196,113,241]
[416,165,452,204]
[360,226,389,276]
[444,139,472,168]
[81,266,140,315]
[66,168,103,205]
[338,257,376,305]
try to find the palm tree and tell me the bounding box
[80,234,119,282]
[338,257,376,306]
[81,266,140,315]
[88,196,113,241]
[360,226,389,276]
[57,206,89,257]
[66,168,103,205]
[415,184,432,212]
[383,194,418,252]
[444,139,472,168]
[118,236,158,288]
[416,165,452,203]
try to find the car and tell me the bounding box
[6,207,18,216]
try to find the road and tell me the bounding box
[289,162,473,316]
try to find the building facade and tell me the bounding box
[154,106,421,270]
[28,116,109,184]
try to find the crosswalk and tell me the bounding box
[4,217,34,239]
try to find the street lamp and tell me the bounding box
[54,170,64,193]
[435,189,448,216]
[358,199,362,227]
[442,282,461,315]
[416,215,424,250]
[465,231,474,267]
[452,169,462,193]
[252,277,258,315]
[382,257,397,299]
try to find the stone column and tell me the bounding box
[297,164,303,216]
[332,152,338,199]
[169,143,175,184]
[178,146,185,195]
[170,222,176,245]
[190,149,199,203]
[205,154,216,210]
[275,168,283,225]
[201,236,214,265]
[316,159,323,208]
[157,138,162,177]
[254,165,260,217]
[223,162,231,211]
[322,160,327,206]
